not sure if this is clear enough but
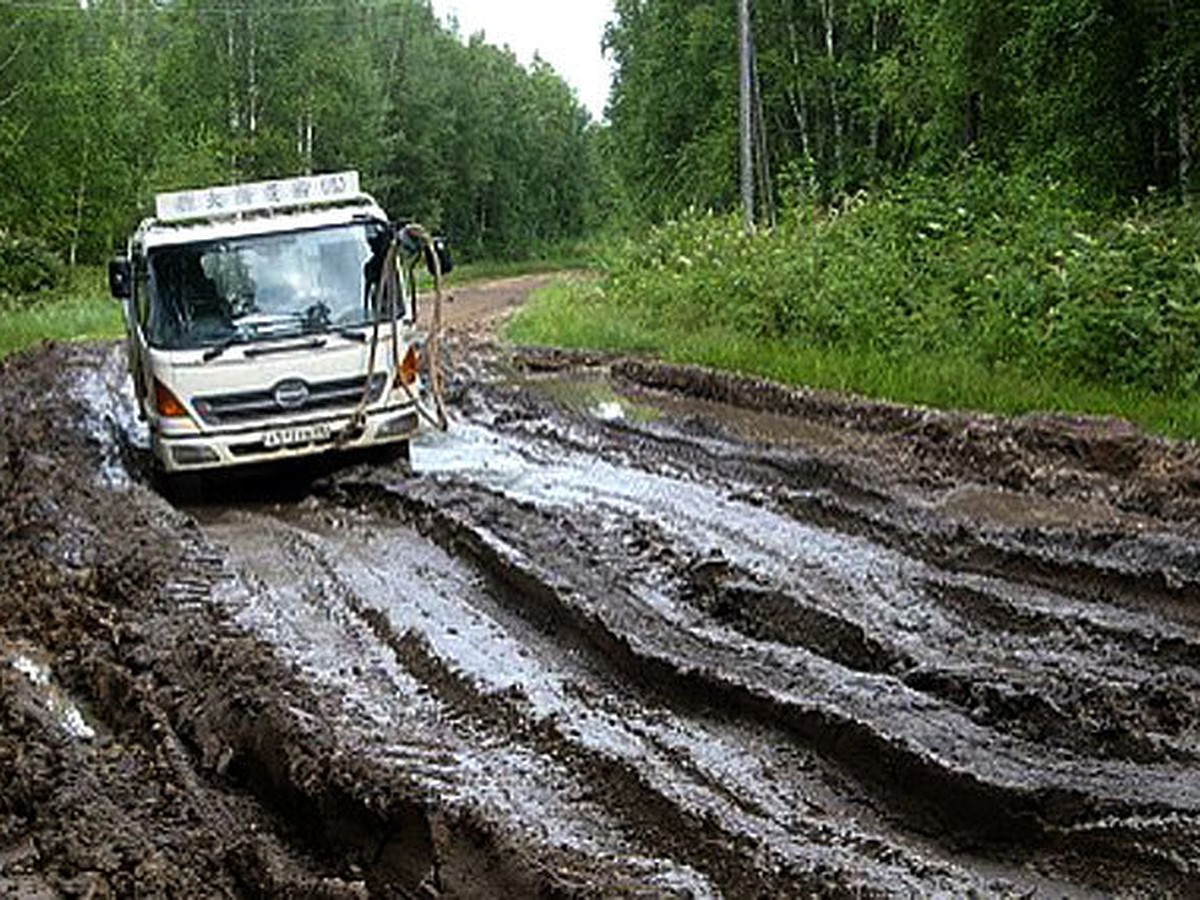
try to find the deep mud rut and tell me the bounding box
[4,275,1200,896]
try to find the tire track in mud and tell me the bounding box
[9,335,1200,895]
[197,502,991,896]
[337,475,1200,844]
[307,370,1200,893]
[483,371,1200,764]
[184,355,1200,894]
[504,367,1200,623]
[196,506,726,896]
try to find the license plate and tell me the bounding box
[263,423,333,449]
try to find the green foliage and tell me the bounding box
[508,277,669,354]
[0,268,122,359]
[0,231,65,301]
[511,170,1200,432]
[0,0,604,281]
[606,0,739,217]
[606,0,1200,215]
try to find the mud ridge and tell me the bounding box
[483,368,1200,622]
[328,474,1200,882]
[608,357,1148,476]
[679,563,907,677]
[511,347,1200,524]
[0,344,585,897]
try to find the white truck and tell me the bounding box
[108,171,450,475]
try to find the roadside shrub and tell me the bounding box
[0,230,64,303]
[596,169,1200,396]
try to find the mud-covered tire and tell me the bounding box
[156,469,207,504]
[377,438,411,469]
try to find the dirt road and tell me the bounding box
[3,275,1200,896]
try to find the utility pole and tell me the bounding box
[739,0,754,230]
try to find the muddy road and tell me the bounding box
[4,275,1200,896]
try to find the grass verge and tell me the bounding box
[0,267,122,360]
[508,278,1200,440]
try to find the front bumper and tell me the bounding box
[154,402,421,472]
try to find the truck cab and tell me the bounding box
[109,171,443,473]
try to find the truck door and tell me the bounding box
[127,257,152,415]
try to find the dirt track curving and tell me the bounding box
[3,275,1200,896]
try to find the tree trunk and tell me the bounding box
[296,102,315,174]
[305,113,314,174]
[1168,0,1192,197]
[226,7,239,170]
[822,0,844,183]
[786,18,811,164]
[1180,77,1194,196]
[739,0,754,229]
[248,17,258,136]
[788,90,812,162]
[869,7,881,164]
[751,28,774,227]
[963,91,981,150]
[69,138,89,270]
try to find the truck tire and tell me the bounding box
[156,469,206,505]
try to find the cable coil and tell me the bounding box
[339,223,449,444]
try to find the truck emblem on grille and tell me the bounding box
[273,379,310,410]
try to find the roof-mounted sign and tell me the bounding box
[155,171,362,223]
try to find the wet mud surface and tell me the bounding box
[4,275,1200,895]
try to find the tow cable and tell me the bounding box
[338,223,449,445]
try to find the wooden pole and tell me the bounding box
[739,0,754,230]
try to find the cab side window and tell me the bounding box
[135,258,150,327]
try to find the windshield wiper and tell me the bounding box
[200,322,364,363]
[244,337,328,358]
[300,321,370,343]
[201,336,249,363]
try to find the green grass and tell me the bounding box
[509,171,1200,442]
[0,267,123,359]
[508,278,1200,440]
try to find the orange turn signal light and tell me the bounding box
[154,378,189,418]
[395,346,420,388]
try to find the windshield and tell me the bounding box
[146,221,392,350]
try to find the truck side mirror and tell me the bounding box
[108,257,132,299]
[424,237,453,277]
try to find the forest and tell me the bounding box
[516,0,1200,435]
[0,0,602,292]
[605,0,1199,217]
[3,0,1197,273]
[4,0,1200,431]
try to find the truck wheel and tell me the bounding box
[375,439,411,471]
[156,470,206,505]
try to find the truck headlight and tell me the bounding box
[171,445,219,466]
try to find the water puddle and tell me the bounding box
[637,389,855,450]
[518,369,859,452]
[515,370,660,424]
[935,485,1150,532]
[5,643,96,741]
